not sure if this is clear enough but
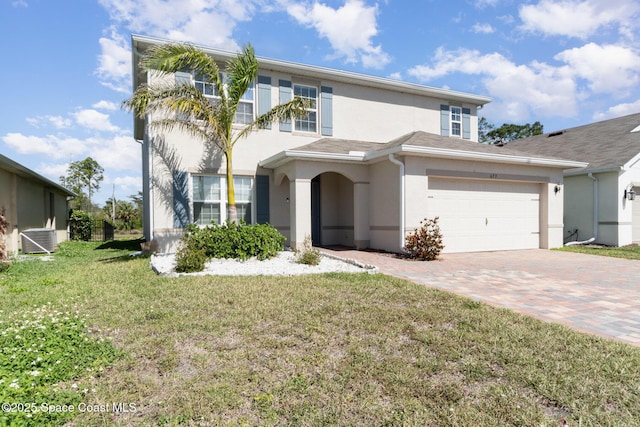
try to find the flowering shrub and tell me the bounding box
[0,304,121,426]
[0,214,9,270]
[404,217,445,261]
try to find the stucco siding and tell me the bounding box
[564,175,595,243]
[0,170,70,255]
[369,160,400,252]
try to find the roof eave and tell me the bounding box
[368,145,589,168]
[130,34,491,107]
[564,166,623,176]
[0,154,76,197]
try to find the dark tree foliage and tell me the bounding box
[479,117,544,144]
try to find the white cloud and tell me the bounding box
[408,47,577,122]
[96,27,132,94]
[93,100,119,111]
[2,131,139,172]
[474,0,500,7]
[2,133,87,159]
[472,23,495,34]
[113,175,142,192]
[554,43,640,94]
[89,135,140,171]
[519,0,640,39]
[12,0,27,7]
[593,99,640,121]
[74,109,120,133]
[97,0,255,49]
[37,162,70,182]
[26,115,72,129]
[95,0,266,93]
[286,0,391,68]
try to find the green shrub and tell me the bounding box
[185,222,285,261]
[404,217,444,261]
[173,222,286,273]
[69,210,93,241]
[295,235,321,266]
[174,240,207,273]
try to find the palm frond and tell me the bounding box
[234,96,312,142]
[141,43,224,101]
[225,44,258,107]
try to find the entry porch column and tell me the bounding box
[290,178,312,249]
[353,182,370,249]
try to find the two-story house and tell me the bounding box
[131,34,586,254]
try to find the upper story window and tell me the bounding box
[293,84,317,133]
[450,106,462,137]
[194,72,254,125]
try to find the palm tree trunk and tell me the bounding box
[225,149,237,223]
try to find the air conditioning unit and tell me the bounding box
[21,228,57,254]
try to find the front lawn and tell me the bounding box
[2,240,640,426]
[558,244,640,260]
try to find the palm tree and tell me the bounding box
[123,42,310,223]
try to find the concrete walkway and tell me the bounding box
[321,248,640,347]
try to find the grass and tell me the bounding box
[558,244,640,260]
[1,240,640,425]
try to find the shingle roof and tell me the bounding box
[291,138,382,155]
[292,131,579,163]
[505,113,640,170]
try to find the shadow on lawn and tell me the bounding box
[95,238,149,263]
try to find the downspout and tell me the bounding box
[566,172,598,246]
[139,118,154,242]
[388,154,406,252]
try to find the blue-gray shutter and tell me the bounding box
[173,170,190,228]
[279,80,292,132]
[257,75,271,129]
[320,86,333,136]
[462,108,471,140]
[256,175,270,224]
[440,104,450,137]
[175,71,191,87]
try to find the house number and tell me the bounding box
[489,173,498,179]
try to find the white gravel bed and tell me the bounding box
[151,250,377,277]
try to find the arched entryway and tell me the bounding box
[311,172,355,247]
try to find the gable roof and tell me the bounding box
[259,131,587,169]
[0,153,75,196]
[504,113,640,171]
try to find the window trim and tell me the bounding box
[450,106,462,138]
[190,174,255,226]
[193,72,255,126]
[293,82,319,134]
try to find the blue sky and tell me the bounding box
[2,0,640,206]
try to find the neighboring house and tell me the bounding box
[131,34,586,254]
[506,113,640,247]
[0,153,75,255]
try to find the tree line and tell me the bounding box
[59,157,142,231]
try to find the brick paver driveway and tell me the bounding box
[321,248,640,347]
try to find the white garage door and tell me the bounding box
[633,187,640,243]
[427,178,540,253]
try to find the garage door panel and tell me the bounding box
[427,178,540,253]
